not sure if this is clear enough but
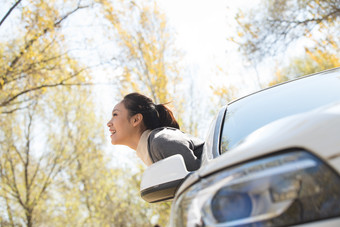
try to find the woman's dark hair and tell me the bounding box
[122,92,180,130]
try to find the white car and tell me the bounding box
[140,67,340,227]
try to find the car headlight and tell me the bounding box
[171,150,340,227]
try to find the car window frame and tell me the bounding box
[212,105,227,158]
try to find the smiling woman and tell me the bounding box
[107,92,204,171]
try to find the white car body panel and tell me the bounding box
[167,68,340,227]
[296,218,340,227]
[140,154,189,191]
[198,102,340,179]
[173,102,340,227]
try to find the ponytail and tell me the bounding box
[122,93,180,130]
[155,104,180,129]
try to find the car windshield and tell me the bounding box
[220,68,340,153]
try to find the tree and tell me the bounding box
[0,84,129,226]
[97,0,182,103]
[229,0,340,62]
[1,0,190,226]
[209,66,239,115]
[1,0,155,226]
[0,0,91,114]
[97,0,183,224]
[269,46,340,86]
[0,1,94,225]
[34,86,154,227]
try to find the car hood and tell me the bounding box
[197,101,340,179]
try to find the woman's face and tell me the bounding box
[107,101,136,146]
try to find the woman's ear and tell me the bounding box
[131,113,143,127]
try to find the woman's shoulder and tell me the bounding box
[147,127,204,170]
[149,127,204,146]
[149,127,184,141]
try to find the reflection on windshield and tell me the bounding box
[220,70,340,153]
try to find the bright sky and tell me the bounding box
[160,0,231,62]
[158,0,265,93]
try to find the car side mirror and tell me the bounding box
[140,154,190,203]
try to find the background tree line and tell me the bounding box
[1,0,173,226]
[0,0,339,226]
[228,0,339,85]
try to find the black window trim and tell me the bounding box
[213,105,227,158]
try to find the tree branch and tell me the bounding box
[8,155,25,209]
[3,3,90,83]
[268,8,340,26]
[0,64,92,108]
[0,0,22,27]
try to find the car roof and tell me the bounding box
[227,67,340,106]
